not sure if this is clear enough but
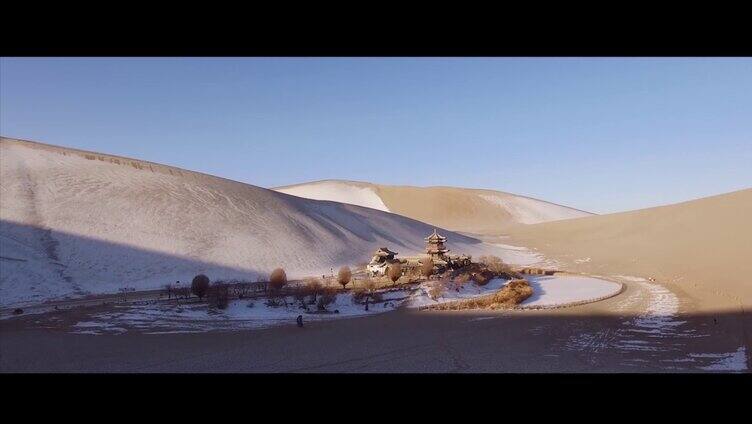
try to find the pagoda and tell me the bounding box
[425,229,449,262]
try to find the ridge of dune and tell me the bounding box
[0,137,510,307]
[274,180,593,234]
[274,180,390,212]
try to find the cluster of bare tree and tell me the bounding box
[478,255,516,276]
[207,282,230,309]
[186,274,230,309]
[288,278,339,311]
[443,255,519,288]
[163,281,191,303]
[157,262,401,313]
[351,279,383,311]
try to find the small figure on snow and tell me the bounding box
[296,314,304,328]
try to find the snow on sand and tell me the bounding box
[275,181,390,212]
[406,274,621,309]
[70,291,408,334]
[66,274,626,334]
[520,275,623,308]
[479,193,590,224]
[0,139,512,307]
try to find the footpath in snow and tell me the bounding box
[564,275,748,372]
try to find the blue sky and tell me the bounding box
[1,57,750,214]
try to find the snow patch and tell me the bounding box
[276,181,390,212]
[520,275,622,308]
[405,278,508,308]
[407,275,621,310]
[691,347,748,372]
[489,243,542,266]
[479,193,590,225]
[68,292,406,334]
[614,275,648,282]
[574,257,591,263]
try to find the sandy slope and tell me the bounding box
[506,188,752,312]
[0,137,516,307]
[274,180,592,234]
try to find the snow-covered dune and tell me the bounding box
[477,193,591,225]
[276,180,389,212]
[274,180,592,234]
[0,137,516,307]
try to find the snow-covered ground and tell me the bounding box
[406,274,622,309]
[69,291,408,334]
[405,278,508,308]
[520,275,623,308]
[0,138,518,307]
[691,347,748,372]
[63,274,628,334]
[566,275,690,356]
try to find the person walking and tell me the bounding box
[296,314,304,328]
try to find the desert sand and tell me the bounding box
[1,136,749,372]
[505,188,752,314]
[278,179,752,316]
[275,180,592,234]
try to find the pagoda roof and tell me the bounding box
[424,228,447,242]
[373,247,398,256]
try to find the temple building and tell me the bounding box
[365,230,470,277]
[425,229,450,263]
[367,247,400,276]
[422,229,471,270]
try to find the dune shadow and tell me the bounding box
[0,219,266,306]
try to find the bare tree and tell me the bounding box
[427,282,445,301]
[269,268,287,291]
[317,287,337,311]
[208,282,230,309]
[191,274,210,299]
[387,262,402,286]
[352,279,383,311]
[305,279,323,305]
[479,255,513,275]
[421,258,434,279]
[293,286,307,309]
[337,266,352,289]
[173,286,190,305]
[454,273,469,291]
[255,275,268,293]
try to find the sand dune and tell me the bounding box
[275,180,592,234]
[0,137,513,307]
[506,188,752,312]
